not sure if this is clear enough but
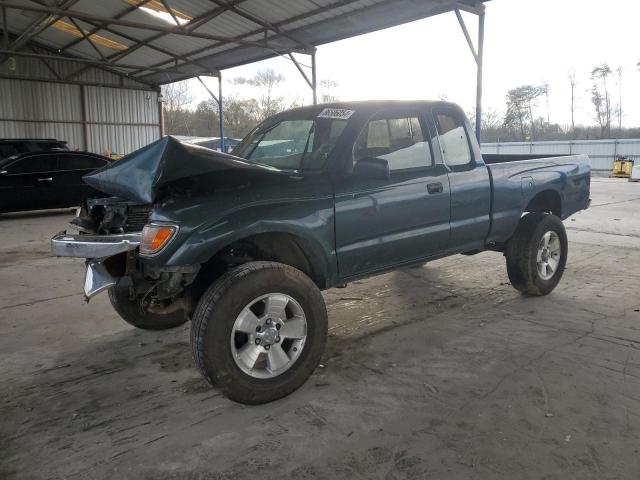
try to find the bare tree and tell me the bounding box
[504,85,545,140]
[161,81,194,135]
[222,94,260,138]
[616,66,623,136]
[468,107,500,132]
[590,64,612,138]
[234,68,286,120]
[542,81,550,124]
[318,79,339,103]
[568,71,577,136]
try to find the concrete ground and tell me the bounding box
[1,178,639,480]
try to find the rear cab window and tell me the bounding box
[433,109,473,170]
[353,111,433,171]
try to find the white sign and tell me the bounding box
[317,108,355,120]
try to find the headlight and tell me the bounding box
[140,224,178,255]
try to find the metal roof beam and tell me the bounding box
[158,0,183,29]
[67,16,107,61]
[129,0,365,78]
[185,0,247,31]
[196,76,219,104]
[0,2,278,48]
[59,0,155,52]
[28,44,62,80]
[206,0,311,51]
[454,8,478,63]
[66,0,246,70]
[0,49,198,75]
[454,1,485,15]
[0,30,157,87]
[65,18,219,77]
[288,52,312,89]
[6,0,79,52]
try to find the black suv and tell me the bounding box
[0,144,112,213]
[0,138,69,158]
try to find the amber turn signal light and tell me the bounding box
[140,224,177,254]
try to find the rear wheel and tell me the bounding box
[108,283,187,330]
[191,261,327,405]
[505,213,568,296]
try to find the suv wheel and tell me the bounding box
[505,213,568,296]
[191,261,328,404]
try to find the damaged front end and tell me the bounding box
[51,136,285,314]
[52,195,198,314]
[52,223,199,313]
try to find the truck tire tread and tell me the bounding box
[505,213,568,296]
[190,261,327,404]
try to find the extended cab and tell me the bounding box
[52,101,591,404]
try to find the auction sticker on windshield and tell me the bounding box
[317,108,355,120]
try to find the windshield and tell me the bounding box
[232,115,349,171]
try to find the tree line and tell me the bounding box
[474,63,640,142]
[163,64,640,142]
[161,68,338,140]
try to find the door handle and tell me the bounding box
[37,177,53,182]
[427,182,443,194]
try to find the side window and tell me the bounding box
[0,142,27,159]
[59,154,107,171]
[354,113,432,171]
[434,110,472,168]
[6,155,57,174]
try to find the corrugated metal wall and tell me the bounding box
[481,140,640,175]
[0,52,161,155]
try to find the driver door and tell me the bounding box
[0,154,59,212]
[334,108,451,279]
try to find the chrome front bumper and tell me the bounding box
[51,232,141,258]
[51,231,142,299]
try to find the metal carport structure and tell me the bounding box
[0,0,489,153]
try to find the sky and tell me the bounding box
[191,0,640,128]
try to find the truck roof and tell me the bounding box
[272,100,463,119]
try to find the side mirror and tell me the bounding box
[353,157,390,180]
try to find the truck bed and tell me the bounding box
[484,153,591,246]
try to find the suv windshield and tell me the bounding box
[232,114,349,171]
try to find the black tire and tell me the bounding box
[191,261,328,405]
[108,283,188,330]
[505,213,568,296]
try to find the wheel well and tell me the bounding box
[524,190,562,217]
[194,232,328,293]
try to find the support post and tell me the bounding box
[79,85,89,151]
[2,7,7,49]
[475,9,485,143]
[311,49,317,105]
[218,73,225,152]
[157,87,165,137]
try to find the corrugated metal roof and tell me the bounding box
[0,0,488,86]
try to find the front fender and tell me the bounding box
[140,189,338,285]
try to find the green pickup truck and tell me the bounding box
[52,101,591,404]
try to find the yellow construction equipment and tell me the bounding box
[611,156,634,178]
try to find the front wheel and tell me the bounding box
[191,261,328,404]
[505,213,568,296]
[108,284,188,330]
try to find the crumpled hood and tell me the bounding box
[83,136,286,204]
